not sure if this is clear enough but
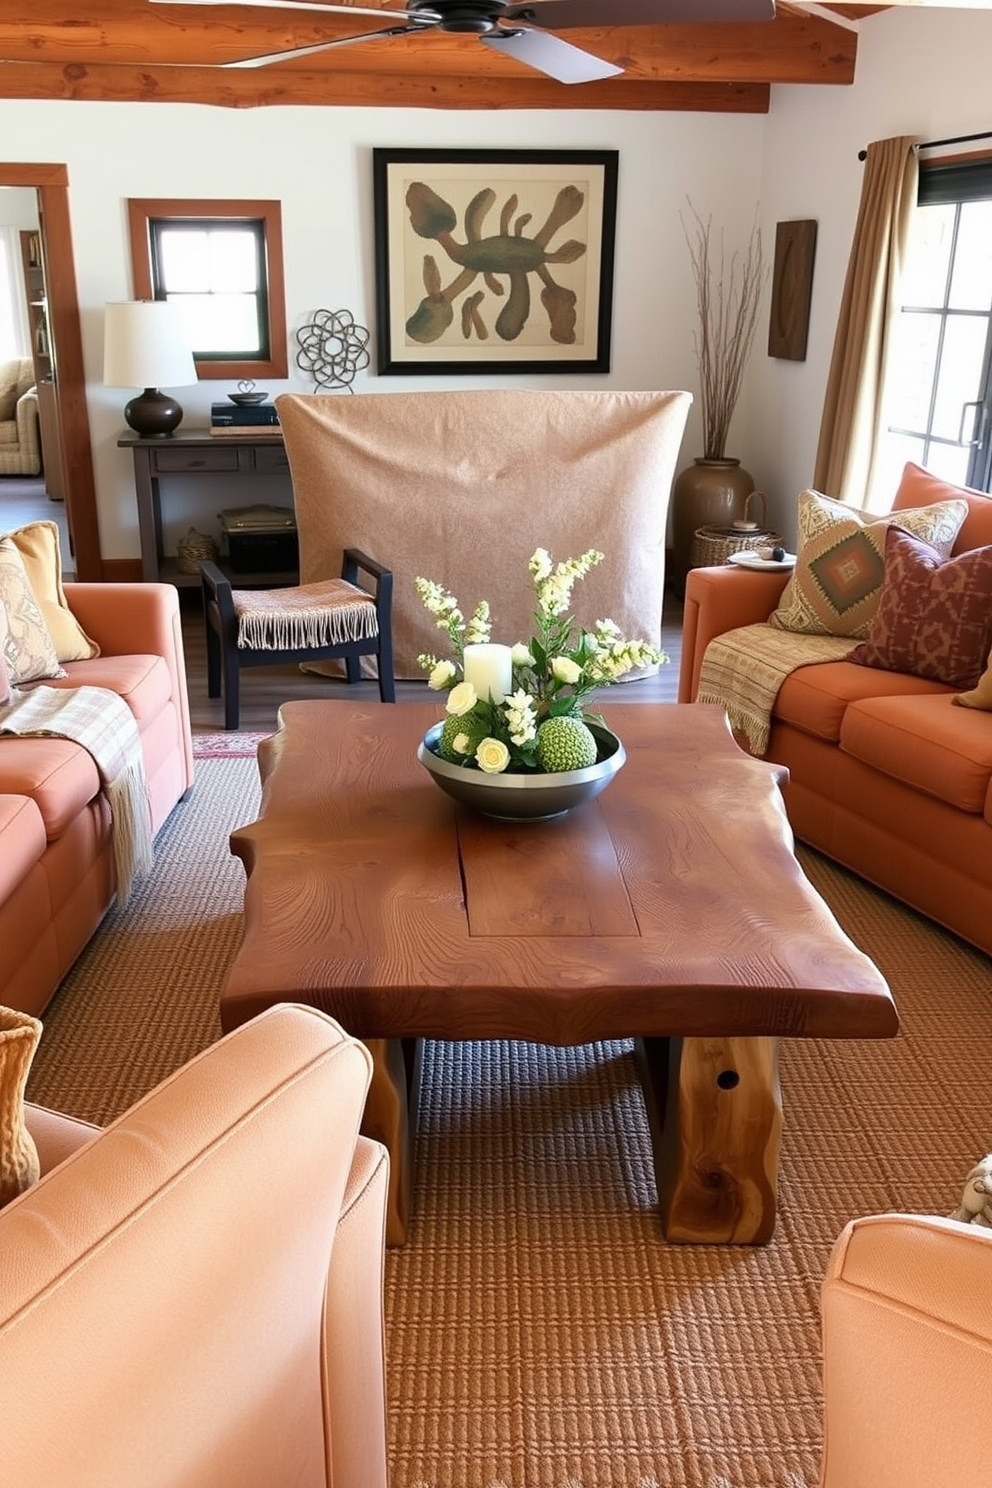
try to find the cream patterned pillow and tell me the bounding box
[1,520,99,662]
[0,537,66,684]
[768,488,969,638]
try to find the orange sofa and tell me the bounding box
[1,582,194,1015]
[679,469,992,958]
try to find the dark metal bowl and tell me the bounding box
[417,722,625,822]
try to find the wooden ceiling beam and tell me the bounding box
[0,3,854,79]
[0,59,770,109]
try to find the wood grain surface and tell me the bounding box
[221,699,897,1244]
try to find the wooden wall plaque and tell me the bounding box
[768,219,817,361]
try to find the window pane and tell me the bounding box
[159,229,211,293]
[874,433,926,496]
[948,200,992,311]
[885,310,940,431]
[901,203,954,307]
[923,441,972,485]
[169,293,262,357]
[205,230,258,294]
[931,314,989,441]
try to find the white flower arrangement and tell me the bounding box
[415,548,666,775]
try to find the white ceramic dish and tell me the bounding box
[727,550,796,571]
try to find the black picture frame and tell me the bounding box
[372,147,618,376]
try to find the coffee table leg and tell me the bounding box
[634,1035,782,1244]
[360,1037,421,1247]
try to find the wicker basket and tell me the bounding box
[176,527,219,575]
[690,490,782,568]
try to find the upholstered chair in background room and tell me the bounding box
[0,1004,390,1488]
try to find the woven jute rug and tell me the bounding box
[25,756,992,1488]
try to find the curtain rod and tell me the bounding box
[858,130,992,161]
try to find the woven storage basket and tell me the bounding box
[690,524,784,568]
[690,490,782,568]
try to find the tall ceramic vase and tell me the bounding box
[670,457,755,597]
[0,1006,42,1206]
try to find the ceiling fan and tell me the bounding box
[148,0,777,83]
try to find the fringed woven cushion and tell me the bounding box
[233,579,378,652]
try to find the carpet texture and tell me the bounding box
[25,755,992,1488]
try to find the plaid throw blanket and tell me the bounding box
[697,622,859,756]
[0,684,153,905]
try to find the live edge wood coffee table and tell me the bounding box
[220,700,898,1247]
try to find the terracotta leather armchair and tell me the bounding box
[821,1211,992,1486]
[0,1005,390,1488]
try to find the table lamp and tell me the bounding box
[103,300,197,438]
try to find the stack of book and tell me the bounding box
[210,401,281,435]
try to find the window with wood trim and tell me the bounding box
[127,199,288,380]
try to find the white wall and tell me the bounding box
[0,5,990,559]
[0,102,765,558]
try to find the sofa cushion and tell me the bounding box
[893,462,992,555]
[46,655,173,729]
[0,539,65,685]
[768,488,968,639]
[0,739,101,841]
[849,528,992,689]
[0,522,99,664]
[774,658,948,744]
[840,693,992,814]
[0,361,24,423]
[0,644,9,706]
[0,795,47,904]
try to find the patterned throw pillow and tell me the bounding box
[1,520,99,662]
[849,527,992,688]
[768,488,969,638]
[0,537,66,685]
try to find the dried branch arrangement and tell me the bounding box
[682,204,764,460]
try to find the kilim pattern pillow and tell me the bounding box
[849,526,992,689]
[768,488,969,638]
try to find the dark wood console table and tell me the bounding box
[118,428,295,587]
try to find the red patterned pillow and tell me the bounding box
[850,527,992,688]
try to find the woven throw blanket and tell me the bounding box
[697,623,859,757]
[0,684,153,905]
[234,578,376,651]
[278,389,692,677]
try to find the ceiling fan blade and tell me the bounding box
[503,0,775,26]
[149,0,412,12]
[222,19,422,65]
[481,26,620,82]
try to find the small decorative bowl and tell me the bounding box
[228,391,269,406]
[417,723,625,822]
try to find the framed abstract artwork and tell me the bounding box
[372,147,619,375]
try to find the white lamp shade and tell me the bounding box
[103,301,197,389]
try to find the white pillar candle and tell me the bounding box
[463,643,513,705]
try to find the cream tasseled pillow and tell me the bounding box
[1,520,99,663]
[768,488,970,639]
[0,537,66,685]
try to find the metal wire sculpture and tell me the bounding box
[295,308,371,392]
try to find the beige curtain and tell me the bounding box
[813,135,919,506]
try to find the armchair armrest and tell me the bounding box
[12,387,41,476]
[821,1213,992,1488]
[678,565,791,703]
